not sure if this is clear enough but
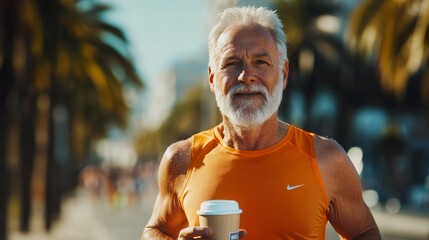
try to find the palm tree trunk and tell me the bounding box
[0,0,18,238]
[37,0,61,230]
[0,97,11,240]
[44,107,54,230]
[19,97,37,232]
[0,49,12,240]
[18,6,39,230]
[45,103,63,231]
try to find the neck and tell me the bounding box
[219,115,288,150]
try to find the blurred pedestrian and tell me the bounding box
[141,6,380,240]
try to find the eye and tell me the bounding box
[255,59,269,65]
[224,61,240,68]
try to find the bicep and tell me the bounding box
[316,137,379,239]
[143,141,191,238]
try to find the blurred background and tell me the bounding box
[1,0,429,239]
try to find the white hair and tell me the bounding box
[208,6,288,71]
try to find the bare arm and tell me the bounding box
[315,136,381,240]
[140,139,218,240]
[141,140,191,240]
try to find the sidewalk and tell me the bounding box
[8,187,429,240]
[373,210,429,239]
[8,187,157,240]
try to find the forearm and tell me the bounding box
[352,227,381,240]
[141,226,176,240]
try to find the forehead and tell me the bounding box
[216,23,277,57]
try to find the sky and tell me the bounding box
[96,0,213,131]
[99,0,208,82]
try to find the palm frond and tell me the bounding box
[347,0,429,101]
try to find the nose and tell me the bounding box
[237,65,256,84]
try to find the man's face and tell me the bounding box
[209,24,288,128]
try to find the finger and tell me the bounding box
[179,226,213,239]
[239,229,247,238]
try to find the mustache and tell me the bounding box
[227,84,268,99]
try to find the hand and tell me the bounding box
[178,227,247,239]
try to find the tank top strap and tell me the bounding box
[288,125,316,159]
[190,128,218,162]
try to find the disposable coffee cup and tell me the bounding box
[197,200,242,240]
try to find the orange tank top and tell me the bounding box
[179,125,329,239]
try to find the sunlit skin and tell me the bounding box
[208,24,289,150]
[210,24,287,114]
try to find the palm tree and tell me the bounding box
[0,0,143,235]
[38,0,143,230]
[346,0,429,107]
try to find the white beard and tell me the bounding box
[214,74,283,129]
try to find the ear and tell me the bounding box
[208,66,215,93]
[282,60,289,90]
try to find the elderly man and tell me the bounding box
[141,6,380,240]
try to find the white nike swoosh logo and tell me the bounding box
[286,184,305,191]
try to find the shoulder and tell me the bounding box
[314,135,359,199]
[158,138,192,194]
[314,135,352,170]
[314,135,348,162]
[163,138,192,164]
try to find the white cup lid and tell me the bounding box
[197,200,242,215]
